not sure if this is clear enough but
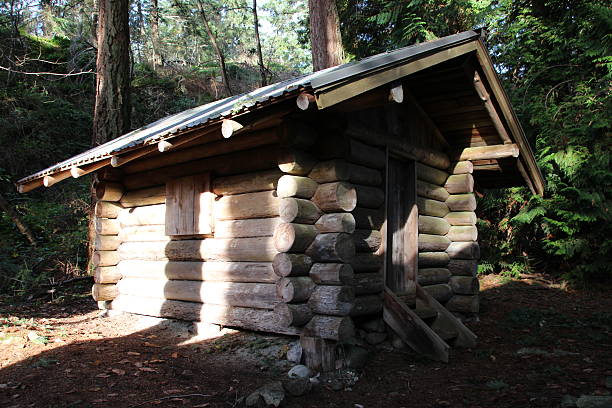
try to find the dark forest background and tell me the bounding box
[0,0,610,297]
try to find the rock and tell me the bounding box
[283,377,312,397]
[288,364,312,379]
[365,332,387,345]
[576,395,612,408]
[345,346,370,369]
[391,334,406,350]
[246,381,285,408]
[286,342,302,364]
[561,395,578,408]
[361,318,385,333]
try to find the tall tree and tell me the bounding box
[252,0,266,86]
[92,0,131,146]
[150,0,162,68]
[308,0,344,70]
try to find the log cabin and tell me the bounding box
[16,30,544,369]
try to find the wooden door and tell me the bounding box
[385,155,418,301]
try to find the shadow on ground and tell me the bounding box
[1,275,611,408]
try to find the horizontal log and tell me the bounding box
[274,223,318,253]
[95,182,124,202]
[446,193,477,212]
[272,253,313,277]
[93,251,120,267]
[274,303,313,327]
[445,295,479,314]
[94,235,122,251]
[309,263,354,285]
[312,182,357,212]
[118,204,166,226]
[95,201,122,219]
[417,268,451,286]
[353,273,383,295]
[418,234,451,252]
[117,260,277,283]
[454,144,519,161]
[351,295,382,317]
[279,198,322,224]
[276,175,318,198]
[278,149,316,176]
[444,212,477,226]
[350,139,386,169]
[123,129,280,175]
[418,252,450,267]
[315,213,356,233]
[355,185,384,209]
[444,174,474,194]
[214,217,281,239]
[417,197,449,217]
[450,276,480,295]
[308,160,382,186]
[353,229,382,252]
[123,145,282,190]
[416,162,448,186]
[94,266,122,284]
[118,238,278,262]
[92,283,118,301]
[215,190,279,220]
[277,277,315,303]
[212,169,281,195]
[120,186,166,208]
[416,180,450,202]
[448,259,478,277]
[446,242,480,260]
[118,226,169,243]
[94,167,122,182]
[308,285,355,316]
[306,233,355,262]
[418,215,450,236]
[449,161,473,174]
[95,218,121,235]
[421,283,452,303]
[446,226,478,242]
[117,278,279,309]
[304,315,355,341]
[280,120,319,149]
[352,207,384,230]
[350,253,383,273]
[110,295,300,335]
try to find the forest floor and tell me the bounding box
[0,274,611,408]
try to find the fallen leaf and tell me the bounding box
[127,351,140,356]
[95,373,110,378]
[139,367,156,372]
[170,352,179,358]
[144,342,161,348]
[111,368,126,376]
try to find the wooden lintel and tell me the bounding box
[71,158,112,178]
[111,145,159,167]
[221,119,243,138]
[296,92,316,110]
[43,169,71,187]
[383,287,450,362]
[455,144,519,161]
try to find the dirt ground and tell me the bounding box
[1,274,611,408]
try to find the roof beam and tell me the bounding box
[454,144,519,161]
[316,42,477,110]
[71,158,113,178]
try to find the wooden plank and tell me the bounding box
[415,284,477,348]
[383,287,449,362]
[386,156,417,296]
[165,173,214,236]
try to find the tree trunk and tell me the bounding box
[308,0,344,71]
[92,0,131,146]
[196,0,232,96]
[252,0,266,86]
[0,192,36,246]
[150,0,162,68]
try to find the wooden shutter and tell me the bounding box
[165,173,214,236]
